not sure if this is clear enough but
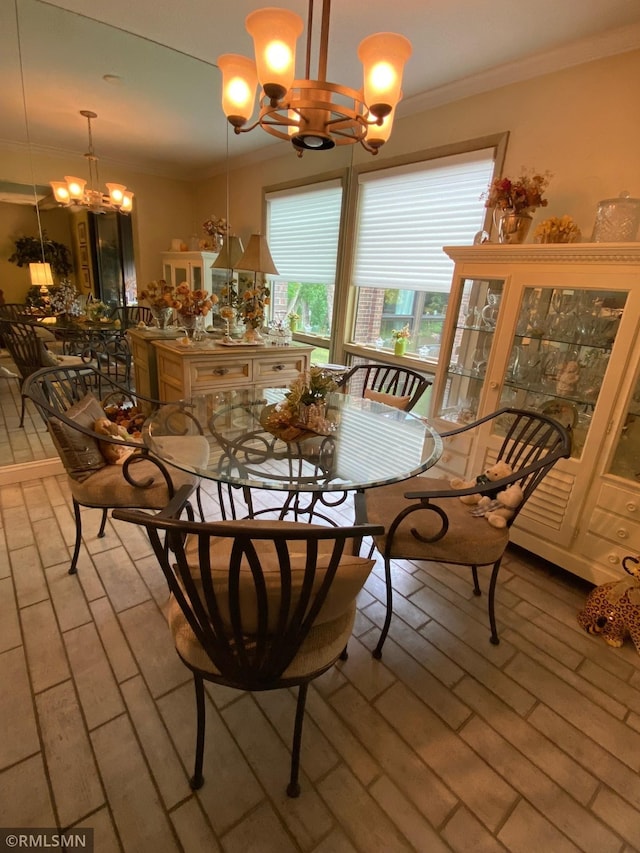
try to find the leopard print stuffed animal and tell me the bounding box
[577,555,640,654]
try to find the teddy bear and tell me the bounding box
[577,556,640,654]
[471,482,524,528]
[93,417,138,465]
[450,460,513,505]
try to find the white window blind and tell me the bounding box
[352,149,495,292]
[266,180,343,285]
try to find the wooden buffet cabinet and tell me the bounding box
[152,339,313,402]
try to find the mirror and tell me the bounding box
[1,0,225,472]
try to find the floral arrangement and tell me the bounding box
[287,311,300,323]
[139,279,176,310]
[50,281,81,317]
[391,324,411,341]
[86,300,110,321]
[534,215,581,244]
[238,280,270,329]
[483,169,551,213]
[202,215,229,239]
[264,367,338,438]
[172,283,217,317]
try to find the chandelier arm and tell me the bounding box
[305,0,313,80]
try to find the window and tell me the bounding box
[266,180,343,338]
[351,147,498,355]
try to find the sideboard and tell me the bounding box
[152,340,314,402]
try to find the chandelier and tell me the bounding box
[218,0,411,156]
[50,110,134,213]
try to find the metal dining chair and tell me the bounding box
[113,486,383,798]
[365,408,571,654]
[338,362,432,411]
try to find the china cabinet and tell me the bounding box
[160,251,227,298]
[429,244,640,585]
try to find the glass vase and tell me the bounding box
[150,306,173,329]
[242,323,263,343]
[180,314,206,341]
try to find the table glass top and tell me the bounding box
[144,388,443,493]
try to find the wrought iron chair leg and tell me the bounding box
[471,565,481,596]
[339,645,348,661]
[97,508,109,538]
[69,499,83,575]
[373,556,394,659]
[287,682,309,798]
[196,485,205,522]
[190,674,206,790]
[19,394,26,428]
[487,559,502,645]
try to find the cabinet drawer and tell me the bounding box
[254,352,310,385]
[580,531,638,574]
[588,506,640,550]
[190,357,251,390]
[597,482,640,520]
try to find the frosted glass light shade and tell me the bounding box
[50,181,71,203]
[219,54,259,126]
[358,33,411,118]
[121,191,134,213]
[245,8,303,101]
[65,176,86,201]
[106,183,127,206]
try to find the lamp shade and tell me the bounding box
[245,7,303,101]
[218,54,259,127]
[29,262,54,287]
[236,234,279,275]
[358,32,412,118]
[211,235,245,270]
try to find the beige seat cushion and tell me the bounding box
[168,519,375,679]
[363,388,412,410]
[366,476,509,566]
[68,434,209,506]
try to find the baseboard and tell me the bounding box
[0,457,64,486]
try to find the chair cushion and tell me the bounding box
[169,595,356,680]
[67,435,209,506]
[365,476,509,565]
[48,393,106,482]
[363,388,412,410]
[181,520,375,634]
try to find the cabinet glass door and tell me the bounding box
[499,287,626,457]
[438,277,504,424]
[608,368,640,482]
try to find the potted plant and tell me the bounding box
[391,324,411,356]
[8,232,73,279]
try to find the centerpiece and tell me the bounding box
[238,278,270,342]
[172,283,217,340]
[50,280,82,319]
[139,279,177,328]
[263,367,338,440]
[483,169,551,243]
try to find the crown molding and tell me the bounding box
[400,22,640,117]
[444,243,640,265]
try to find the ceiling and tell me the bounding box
[2,0,640,181]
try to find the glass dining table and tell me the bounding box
[143,388,443,524]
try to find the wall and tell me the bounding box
[200,49,640,243]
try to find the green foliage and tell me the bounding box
[8,232,73,278]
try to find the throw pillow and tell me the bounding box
[363,388,412,410]
[48,393,106,481]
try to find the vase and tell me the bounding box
[394,338,407,356]
[494,208,533,244]
[180,314,206,341]
[289,319,298,333]
[150,306,174,329]
[242,323,263,344]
